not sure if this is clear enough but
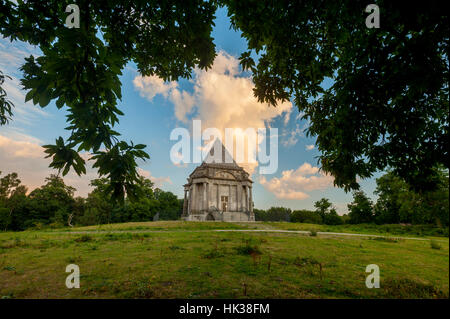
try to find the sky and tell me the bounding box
[0,7,383,214]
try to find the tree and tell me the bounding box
[21,175,76,228]
[83,178,114,225]
[0,171,26,230]
[323,209,342,225]
[0,70,13,124]
[348,191,373,224]
[153,188,183,220]
[314,198,342,225]
[4,185,28,230]
[265,207,291,222]
[314,198,332,221]
[125,176,158,222]
[1,1,447,197]
[0,0,217,202]
[291,209,322,224]
[373,172,404,224]
[226,1,448,192]
[0,171,21,202]
[253,208,267,221]
[374,169,449,225]
[70,196,86,227]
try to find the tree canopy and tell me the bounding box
[0,1,448,201]
[226,0,448,191]
[374,168,449,225]
[347,191,373,224]
[0,0,217,202]
[0,171,184,230]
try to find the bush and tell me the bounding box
[74,234,93,242]
[430,240,441,250]
[291,210,322,224]
[255,207,291,221]
[0,207,12,231]
[235,240,262,255]
[383,278,448,298]
[202,248,225,259]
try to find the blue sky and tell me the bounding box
[0,7,382,214]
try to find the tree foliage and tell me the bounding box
[0,1,448,199]
[374,169,449,226]
[225,0,449,191]
[314,198,342,225]
[348,191,373,224]
[0,70,13,124]
[0,171,183,230]
[254,207,291,222]
[291,209,322,224]
[0,0,217,201]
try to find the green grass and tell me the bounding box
[261,222,449,238]
[46,220,254,233]
[0,221,448,299]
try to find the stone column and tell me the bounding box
[243,186,247,211]
[249,186,253,212]
[188,187,192,214]
[191,183,196,212]
[203,182,207,211]
[216,183,219,209]
[182,189,188,216]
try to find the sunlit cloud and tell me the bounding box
[133,50,293,175]
[259,162,333,200]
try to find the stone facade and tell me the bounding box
[182,140,255,222]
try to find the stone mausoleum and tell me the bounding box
[182,140,255,221]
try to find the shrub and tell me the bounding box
[383,278,448,298]
[168,245,184,250]
[430,240,441,250]
[235,242,261,256]
[74,234,92,242]
[202,248,225,259]
[371,237,399,243]
[291,210,322,224]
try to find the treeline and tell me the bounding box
[254,199,345,225]
[255,169,449,227]
[0,168,448,231]
[0,172,183,231]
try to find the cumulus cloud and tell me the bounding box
[306,144,315,151]
[259,162,334,200]
[133,75,178,100]
[133,51,293,174]
[137,168,172,188]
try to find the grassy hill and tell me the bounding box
[0,221,448,298]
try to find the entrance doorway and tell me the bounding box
[221,196,228,212]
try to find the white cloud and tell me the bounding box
[259,162,334,200]
[137,168,172,188]
[306,144,315,151]
[133,75,178,100]
[133,50,293,175]
[282,123,304,147]
[169,88,196,123]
